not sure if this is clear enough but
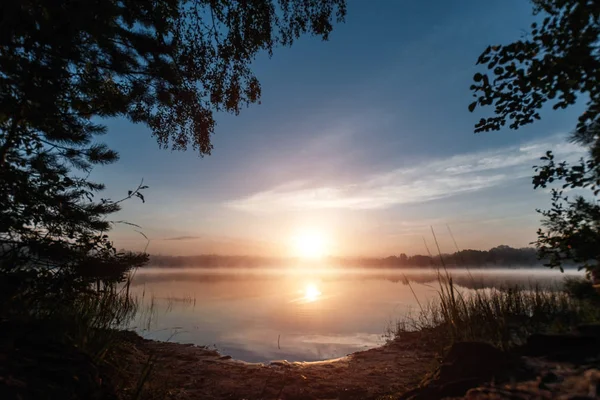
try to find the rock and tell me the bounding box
[402,342,515,400]
[402,337,600,400]
[524,334,600,360]
[218,355,232,360]
[438,342,511,381]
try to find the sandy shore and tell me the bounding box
[116,331,438,400]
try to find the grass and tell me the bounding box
[0,266,202,400]
[389,273,600,352]
[65,287,139,359]
[388,228,600,352]
[163,293,197,313]
[0,271,163,399]
[28,283,140,360]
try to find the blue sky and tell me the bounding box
[93,0,586,257]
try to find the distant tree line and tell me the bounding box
[325,245,540,268]
[148,254,282,268]
[148,245,543,268]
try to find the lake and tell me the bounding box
[129,267,583,363]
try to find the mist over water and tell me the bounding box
[130,267,583,362]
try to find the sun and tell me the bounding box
[292,231,327,259]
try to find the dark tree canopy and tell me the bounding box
[469,0,600,274]
[469,0,600,138]
[0,0,346,297]
[1,0,346,156]
[532,152,600,273]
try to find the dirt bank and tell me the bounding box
[5,325,600,399]
[116,331,439,400]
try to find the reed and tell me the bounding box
[391,276,600,351]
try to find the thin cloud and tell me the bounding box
[163,236,202,241]
[227,136,585,214]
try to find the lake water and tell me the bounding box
[129,267,583,362]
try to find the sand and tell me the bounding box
[116,331,438,400]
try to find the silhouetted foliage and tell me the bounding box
[469,0,600,275]
[0,0,346,307]
[334,245,540,267]
[0,3,347,394]
[532,152,600,273]
[1,0,346,156]
[564,276,600,302]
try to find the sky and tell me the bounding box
[93,0,587,257]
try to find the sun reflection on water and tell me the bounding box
[303,283,321,302]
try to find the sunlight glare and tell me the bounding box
[293,231,328,259]
[304,284,321,302]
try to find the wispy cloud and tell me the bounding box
[163,236,202,241]
[227,136,585,214]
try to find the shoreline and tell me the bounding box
[116,330,439,399]
[117,327,600,400]
[5,321,600,399]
